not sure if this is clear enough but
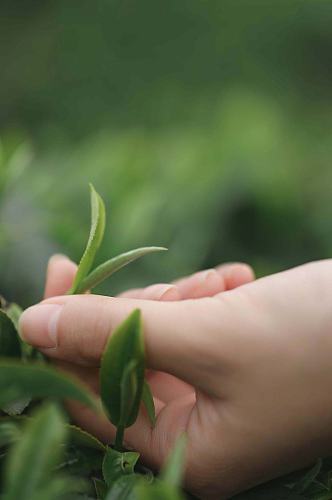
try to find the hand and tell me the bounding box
[20,258,332,498]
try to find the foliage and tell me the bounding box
[0,186,187,499]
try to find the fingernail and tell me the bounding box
[199,269,220,285]
[19,304,62,348]
[49,254,70,264]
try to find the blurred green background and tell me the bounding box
[0,0,331,306]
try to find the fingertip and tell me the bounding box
[44,254,78,298]
[142,284,181,302]
[217,263,255,290]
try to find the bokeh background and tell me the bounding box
[0,0,331,306]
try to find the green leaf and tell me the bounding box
[0,421,21,447]
[69,184,106,294]
[93,478,109,499]
[105,475,140,500]
[3,403,67,500]
[68,424,106,452]
[102,446,139,487]
[0,310,21,358]
[100,309,145,430]
[0,360,98,411]
[4,302,23,330]
[293,459,323,494]
[142,381,156,427]
[75,246,167,294]
[161,435,187,488]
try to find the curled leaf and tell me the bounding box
[102,446,139,487]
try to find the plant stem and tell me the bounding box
[115,425,125,451]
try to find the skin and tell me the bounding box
[19,257,332,499]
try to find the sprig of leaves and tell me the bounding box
[69,184,166,295]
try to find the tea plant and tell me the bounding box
[0,185,332,499]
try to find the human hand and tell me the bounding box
[20,258,332,498]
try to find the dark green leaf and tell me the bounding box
[93,478,108,499]
[3,403,67,500]
[0,421,21,447]
[69,184,106,294]
[292,459,323,494]
[76,247,167,294]
[100,309,145,428]
[58,445,103,477]
[0,310,21,358]
[234,483,306,499]
[0,360,98,411]
[68,424,106,452]
[102,446,139,487]
[161,435,187,488]
[142,381,156,427]
[31,477,90,500]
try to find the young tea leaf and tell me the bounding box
[100,309,145,434]
[75,246,167,294]
[0,310,21,358]
[142,381,156,427]
[0,360,98,411]
[161,435,187,488]
[102,446,139,487]
[3,403,67,500]
[69,184,106,294]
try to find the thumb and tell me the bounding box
[44,254,77,298]
[19,294,230,391]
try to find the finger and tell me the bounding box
[174,269,226,298]
[44,254,77,299]
[119,263,254,301]
[118,284,181,301]
[173,262,254,299]
[19,294,227,391]
[216,262,255,290]
[146,370,194,403]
